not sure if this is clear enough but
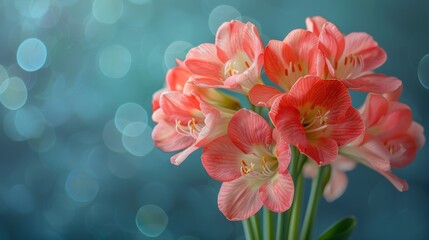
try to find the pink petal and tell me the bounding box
[248,84,283,107]
[318,22,345,63]
[359,93,389,127]
[305,16,328,36]
[274,136,291,173]
[341,73,402,94]
[152,121,194,152]
[340,139,391,172]
[170,145,199,165]
[379,171,409,191]
[284,29,318,69]
[409,122,426,149]
[383,85,402,101]
[159,91,201,123]
[324,170,348,202]
[344,32,387,71]
[329,107,364,146]
[218,177,263,221]
[264,40,295,90]
[228,109,272,154]
[259,173,294,212]
[216,20,246,60]
[300,137,338,166]
[185,43,223,78]
[166,60,192,91]
[242,22,264,60]
[188,75,226,88]
[202,136,244,182]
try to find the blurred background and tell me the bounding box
[0,0,428,239]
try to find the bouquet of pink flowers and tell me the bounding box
[152,16,425,240]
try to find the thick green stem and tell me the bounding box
[250,213,262,240]
[242,218,255,240]
[287,167,304,240]
[300,165,330,240]
[263,207,274,240]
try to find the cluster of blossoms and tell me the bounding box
[152,16,424,221]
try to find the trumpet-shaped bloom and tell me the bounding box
[184,20,264,93]
[306,16,402,94]
[264,29,319,92]
[270,76,364,165]
[202,109,294,220]
[152,91,234,165]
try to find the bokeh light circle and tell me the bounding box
[103,120,127,153]
[4,184,34,214]
[122,124,154,156]
[17,38,47,72]
[65,170,100,203]
[92,0,124,24]
[37,0,62,28]
[99,44,131,78]
[15,105,46,139]
[14,0,50,18]
[114,102,148,137]
[0,65,8,94]
[208,5,241,35]
[28,123,56,153]
[164,41,193,69]
[418,54,429,89]
[135,204,168,237]
[0,77,27,110]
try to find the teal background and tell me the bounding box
[0,0,428,239]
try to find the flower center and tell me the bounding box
[224,51,252,78]
[240,155,277,179]
[175,117,203,139]
[282,61,306,91]
[387,142,407,159]
[334,54,363,79]
[301,107,330,140]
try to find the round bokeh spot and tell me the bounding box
[135,204,168,237]
[164,41,193,69]
[208,5,241,35]
[17,38,47,72]
[65,170,99,203]
[114,102,148,137]
[418,54,429,89]
[99,44,132,78]
[122,124,153,157]
[92,0,124,24]
[0,77,27,110]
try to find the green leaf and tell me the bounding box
[318,216,357,240]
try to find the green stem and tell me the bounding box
[263,207,273,240]
[287,166,304,240]
[250,213,262,240]
[242,218,255,240]
[300,165,330,240]
[276,146,300,240]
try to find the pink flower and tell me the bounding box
[306,16,402,94]
[249,29,318,107]
[335,94,425,192]
[202,109,294,220]
[152,91,235,165]
[184,20,264,93]
[270,76,364,165]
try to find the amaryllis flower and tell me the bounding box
[249,29,318,107]
[152,59,240,113]
[338,93,425,191]
[270,75,364,165]
[202,109,293,220]
[184,20,264,93]
[152,91,235,165]
[306,16,402,94]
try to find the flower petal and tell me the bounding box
[259,173,294,212]
[218,177,263,221]
[379,171,409,191]
[216,20,246,60]
[324,170,348,202]
[305,16,328,36]
[166,60,192,91]
[185,43,223,79]
[359,93,389,127]
[344,32,387,71]
[202,136,244,182]
[318,22,345,63]
[341,73,402,94]
[301,137,338,166]
[248,84,283,107]
[152,121,194,152]
[228,109,272,154]
[170,145,199,165]
[329,107,364,146]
